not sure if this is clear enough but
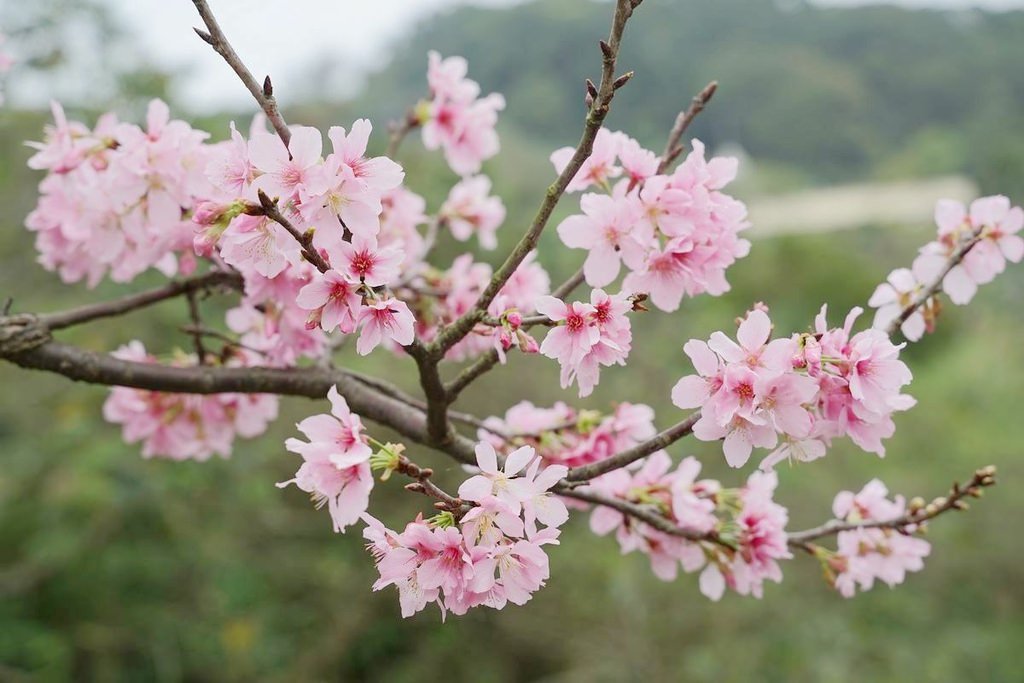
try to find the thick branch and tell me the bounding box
[191,0,291,147]
[0,336,477,463]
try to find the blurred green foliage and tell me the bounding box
[1,0,1023,681]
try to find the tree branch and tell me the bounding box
[255,191,332,273]
[444,266,589,401]
[191,0,291,148]
[787,465,996,546]
[885,225,984,337]
[0,334,477,464]
[562,411,701,483]
[656,80,718,175]
[36,270,242,331]
[559,486,727,545]
[432,0,642,358]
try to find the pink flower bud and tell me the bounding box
[518,330,539,354]
[506,310,522,329]
[192,200,231,227]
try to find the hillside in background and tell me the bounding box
[350,0,1024,194]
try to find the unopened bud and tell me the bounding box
[599,39,613,59]
[613,71,634,90]
[909,496,926,512]
[505,310,522,329]
[263,75,274,98]
[517,330,540,354]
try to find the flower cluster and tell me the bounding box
[420,51,505,176]
[478,400,659,468]
[363,443,567,617]
[402,252,550,362]
[672,306,914,469]
[439,175,506,249]
[869,195,1024,340]
[536,289,633,397]
[828,480,930,597]
[103,342,278,460]
[584,455,790,599]
[554,130,750,312]
[278,386,374,532]
[26,100,212,286]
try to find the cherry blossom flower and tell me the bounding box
[335,235,403,288]
[830,480,930,597]
[355,297,416,355]
[556,186,649,288]
[279,386,373,532]
[296,268,363,333]
[440,175,506,249]
[249,124,324,200]
[103,342,278,461]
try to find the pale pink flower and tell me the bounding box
[550,127,621,192]
[249,125,324,200]
[335,235,403,287]
[458,442,536,511]
[440,175,506,249]
[328,120,404,193]
[296,268,363,333]
[535,296,600,367]
[355,297,416,355]
[556,187,649,287]
[279,386,373,532]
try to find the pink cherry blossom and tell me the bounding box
[440,175,506,249]
[296,268,363,333]
[556,187,650,287]
[249,124,324,200]
[355,297,416,355]
[335,235,403,288]
[551,127,621,192]
[279,385,373,532]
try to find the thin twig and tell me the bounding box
[184,290,209,363]
[656,80,718,175]
[559,487,727,545]
[191,0,291,148]
[385,109,419,160]
[562,411,701,483]
[885,225,984,337]
[37,270,243,331]
[255,190,331,273]
[431,0,642,358]
[787,466,996,545]
[445,266,589,401]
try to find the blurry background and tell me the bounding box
[1,0,1023,680]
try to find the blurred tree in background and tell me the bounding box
[1,0,1022,681]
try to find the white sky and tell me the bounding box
[15,0,1024,109]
